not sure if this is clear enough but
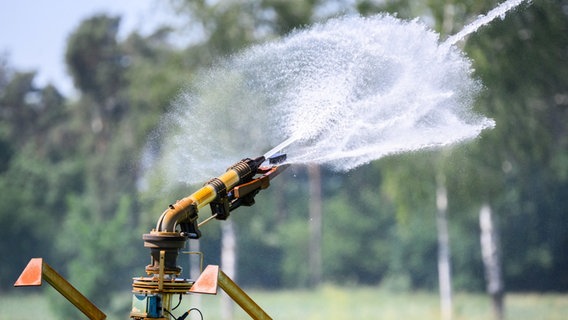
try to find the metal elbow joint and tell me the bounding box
[155,156,266,233]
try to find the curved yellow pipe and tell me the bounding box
[156,157,265,232]
[156,165,246,232]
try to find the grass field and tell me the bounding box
[2,285,567,319]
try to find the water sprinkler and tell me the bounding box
[131,154,288,320]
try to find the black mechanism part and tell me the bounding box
[228,188,260,211]
[206,177,231,220]
[178,203,201,239]
[179,220,201,239]
[210,195,230,220]
[268,153,287,165]
[143,233,186,274]
[229,156,265,182]
[177,308,204,320]
[223,160,287,213]
[247,156,267,171]
[209,156,265,220]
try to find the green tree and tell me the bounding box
[49,15,148,316]
[0,59,77,290]
[65,15,124,108]
[462,0,568,290]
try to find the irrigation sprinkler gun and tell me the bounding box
[14,153,288,320]
[130,153,288,320]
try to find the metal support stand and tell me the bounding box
[190,265,272,320]
[14,258,107,320]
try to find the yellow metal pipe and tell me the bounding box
[218,270,272,320]
[191,185,217,209]
[157,168,241,232]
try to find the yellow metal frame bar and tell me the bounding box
[218,270,272,320]
[14,258,107,320]
[190,265,272,320]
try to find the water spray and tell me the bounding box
[263,135,299,159]
[13,1,531,319]
[260,0,529,161]
[153,14,499,180]
[444,0,529,47]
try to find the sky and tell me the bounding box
[0,0,173,97]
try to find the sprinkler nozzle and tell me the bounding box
[268,153,287,165]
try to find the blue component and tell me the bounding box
[147,295,162,318]
[268,153,287,165]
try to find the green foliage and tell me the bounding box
[324,192,388,283]
[3,3,568,317]
[278,217,310,286]
[65,15,124,106]
[54,195,136,306]
[0,62,81,290]
[461,0,568,290]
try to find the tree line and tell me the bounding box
[1,0,567,317]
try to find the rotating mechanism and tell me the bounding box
[130,154,288,320]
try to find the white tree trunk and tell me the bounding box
[308,164,323,288]
[221,220,237,320]
[436,174,452,320]
[480,204,504,320]
[188,240,202,309]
